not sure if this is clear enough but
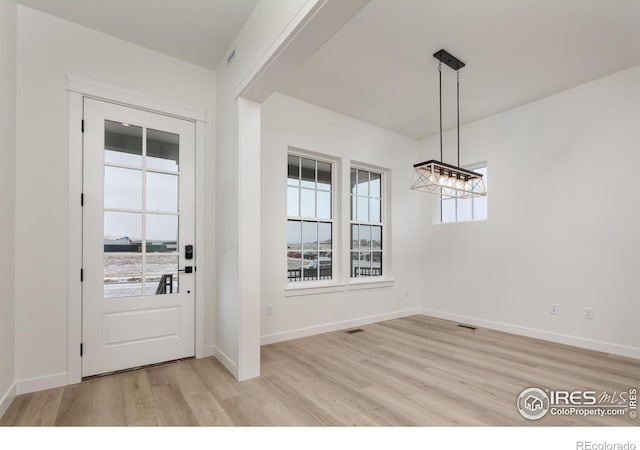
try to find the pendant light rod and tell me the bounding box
[457,70,460,168]
[439,62,443,162]
[433,49,465,168]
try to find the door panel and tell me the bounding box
[82,98,195,377]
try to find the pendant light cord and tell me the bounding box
[439,62,443,162]
[457,70,460,168]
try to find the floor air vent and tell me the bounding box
[457,324,477,331]
[345,328,365,334]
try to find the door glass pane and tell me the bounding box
[145,254,179,295]
[104,166,142,210]
[104,254,142,299]
[104,211,142,243]
[103,121,185,300]
[105,121,142,166]
[146,128,179,172]
[146,214,178,253]
[147,172,178,212]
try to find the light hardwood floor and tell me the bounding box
[2,315,638,426]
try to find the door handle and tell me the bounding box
[178,266,194,274]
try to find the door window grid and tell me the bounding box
[350,168,383,278]
[103,121,181,298]
[441,166,488,223]
[287,154,334,283]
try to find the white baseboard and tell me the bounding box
[0,382,16,419]
[214,347,238,379]
[15,372,67,395]
[260,308,421,346]
[420,308,640,360]
[202,344,216,358]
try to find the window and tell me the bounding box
[287,154,333,282]
[350,168,383,278]
[441,165,487,223]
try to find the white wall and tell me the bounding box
[260,93,427,342]
[214,0,318,378]
[0,0,17,417]
[420,66,640,358]
[15,6,217,391]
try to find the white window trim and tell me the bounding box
[435,161,488,224]
[285,149,341,289]
[348,162,392,285]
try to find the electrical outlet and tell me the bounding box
[584,307,594,320]
[550,304,559,315]
[265,304,273,316]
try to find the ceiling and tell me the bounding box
[18,0,259,69]
[276,0,640,139]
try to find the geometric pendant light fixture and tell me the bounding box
[410,49,487,199]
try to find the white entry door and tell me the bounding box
[82,98,195,377]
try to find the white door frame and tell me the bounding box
[66,74,208,385]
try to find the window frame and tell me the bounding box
[438,162,488,224]
[349,165,386,280]
[286,150,338,286]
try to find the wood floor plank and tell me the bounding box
[146,364,198,426]
[91,374,126,426]
[0,394,30,426]
[121,369,160,426]
[55,381,95,426]
[3,315,638,427]
[14,388,64,426]
[172,361,233,426]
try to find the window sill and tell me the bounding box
[348,278,395,290]
[285,282,346,297]
[434,219,487,225]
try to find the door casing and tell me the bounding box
[67,74,208,385]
